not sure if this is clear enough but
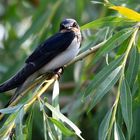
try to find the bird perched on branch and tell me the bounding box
[0,18,81,104]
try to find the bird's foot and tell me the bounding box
[54,67,64,78]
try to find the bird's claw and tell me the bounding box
[54,67,64,79]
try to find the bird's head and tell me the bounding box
[59,18,80,33]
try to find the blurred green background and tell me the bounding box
[0,0,140,140]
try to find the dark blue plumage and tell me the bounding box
[0,31,75,93]
[0,18,81,105]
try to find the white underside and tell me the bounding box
[18,37,80,92]
[39,37,80,73]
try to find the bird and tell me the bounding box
[0,18,82,106]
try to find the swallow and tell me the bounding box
[0,18,82,94]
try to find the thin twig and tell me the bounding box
[24,74,59,111]
[8,75,47,107]
[65,40,106,67]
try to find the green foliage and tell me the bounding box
[120,79,132,139]
[98,107,113,140]
[88,65,122,112]
[0,0,140,140]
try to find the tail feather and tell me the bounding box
[0,63,35,93]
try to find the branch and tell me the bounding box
[65,40,106,67]
[0,40,106,120]
[18,40,106,107]
[11,40,106,106]
[24,74,59,111]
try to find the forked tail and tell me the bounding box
[0,64,35,93]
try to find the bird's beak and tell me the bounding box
[66,26,72,30]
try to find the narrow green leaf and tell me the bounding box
[24,104,35,140]
[81,16,134,30]
[120,79,132,138]
[52,80,62,139]
[117,39,129,56]
[43,111,48,140]
[126,46,140,87]
[114,122,126,140]
[44,101,84,140]
[88,66,122,111]
[91,1,105,5]
[84,56,123,98]
[137,33,140,51]
[0,122,15,138]
[46,119,56,140]
[98,107,113,140]
[0,104,23,114]
[0,113,17,138]
[52,80,60,111]
[49,117,75,136]
[93,28,133,64]
[24,108,34,140]
[134,109,140,140]
[15,108,25,140]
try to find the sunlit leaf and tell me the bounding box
[91,1,105,5]
[0,122,15,138]
[52,80,60,110]
[43,111,47,140]
[81,16,134,30]
[44,101,84,140]
[0,113,17,138]
[46,119,56,140]
[49,117,75,136]
[52,80,62,139]
[114,122,126,140]
[137,34,140,51]
[110,6,140,21]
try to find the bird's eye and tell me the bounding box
[73,22,77,27]
[60,24,65,29]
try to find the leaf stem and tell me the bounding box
[107,27,139,140]
[65,40,106,67]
